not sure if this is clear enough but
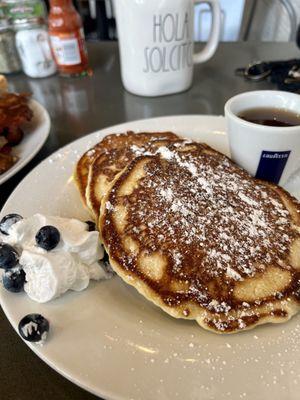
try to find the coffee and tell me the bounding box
[238,107,300,127]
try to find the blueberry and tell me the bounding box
[0,213,23,235]
[0,243,19,269]
[3,268,25,292]
[85,220,96,232]
[35,225,60,251]
[18,314,49,343]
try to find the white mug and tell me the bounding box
[225,90,300,186]
[114,0,221,97]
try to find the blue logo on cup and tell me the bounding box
[255,150,290,184]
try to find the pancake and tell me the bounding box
[85,131,181,219]
[73,143,102,208]
[99,142,300,333]
[74,131,180,214]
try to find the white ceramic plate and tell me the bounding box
[1,116,300,400]
[0,99,50,185]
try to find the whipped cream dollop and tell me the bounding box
[0,214,111,302]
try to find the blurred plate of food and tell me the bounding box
[0,77,50,185]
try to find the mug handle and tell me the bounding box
[193,0,221,64]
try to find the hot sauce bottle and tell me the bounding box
[48,0,89,76]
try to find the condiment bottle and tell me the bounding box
[0,18,21,74]
[14,17,57,78]
[48,0,89,77]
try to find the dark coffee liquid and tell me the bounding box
[238,107,300,127]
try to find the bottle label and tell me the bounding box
[5,1,46,21]
[50,30,85,66]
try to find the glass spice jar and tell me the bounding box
[0,18,21,74]
[14,17,57,78]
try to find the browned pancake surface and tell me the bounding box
[86,131,181,218]
[74,131,179,209]
[74,143,102,205]
[100,142,300,333]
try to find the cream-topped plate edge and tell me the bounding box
[0,115,299,400]
[0,99,51,185]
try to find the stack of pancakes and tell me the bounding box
[74,131,300,334]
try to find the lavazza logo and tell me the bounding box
[143,12,193,73]
[262,152,290,159]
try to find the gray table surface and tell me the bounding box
[0,41,299,400]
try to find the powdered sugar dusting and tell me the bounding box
[156,146,175,160]
[118,143,299,326]
[103,140,300,332]
[105,201,114,211]
[160,187,173,201]
[226,266,242,281]
[238,192,259,207]
[129,146,293,280]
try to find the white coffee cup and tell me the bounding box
[225,90,300,186]
[113,0,221,97]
